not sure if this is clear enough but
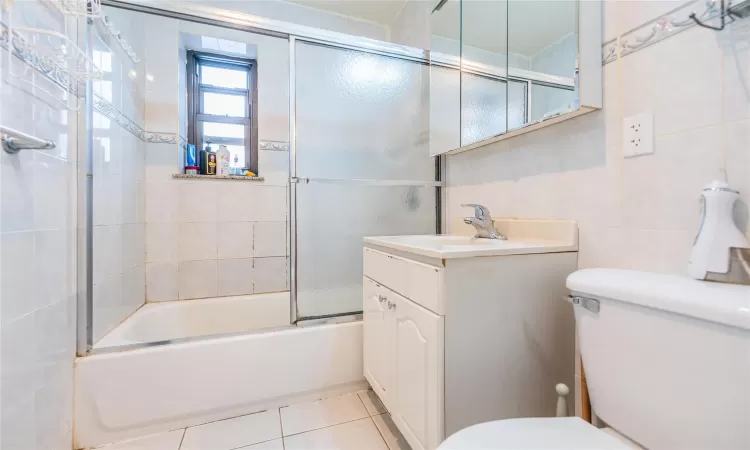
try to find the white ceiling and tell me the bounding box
[285,0,409,25]
[431,0,577,56]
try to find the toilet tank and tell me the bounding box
[567,269,750,450]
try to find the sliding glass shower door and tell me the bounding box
[292,40,439,320]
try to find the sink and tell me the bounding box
[379,235,506,248]
[364,220,578,259]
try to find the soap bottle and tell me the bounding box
[200,141,216,175]
[216,144,231,176]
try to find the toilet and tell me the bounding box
[438,268,750,450]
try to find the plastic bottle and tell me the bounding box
[216,145,231,176]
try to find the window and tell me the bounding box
[187,51,258,173]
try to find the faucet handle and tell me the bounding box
[461,204,490,220]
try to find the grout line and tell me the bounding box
[225,436,282,450]
[370,415,393,450]
[355,390,370,416]
[177,428,186,450]
[180,408,273,431]
[282,416,372,439]
[278,407,286,450]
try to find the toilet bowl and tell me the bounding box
[437,269,750,450]
[438,417,637,449]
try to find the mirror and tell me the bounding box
[429,0,461,155]
[459,0,509,146]
[508,0,578,128]
[429,0,596,155]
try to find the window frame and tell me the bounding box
[187,51,259,173]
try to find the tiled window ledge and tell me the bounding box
[172,174,265,181]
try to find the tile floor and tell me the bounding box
[93,391,411,450]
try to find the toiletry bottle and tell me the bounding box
[185,144,198,175]
[200,142,216,175]
[216,144,231,176]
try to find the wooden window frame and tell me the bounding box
[187,51,259,174]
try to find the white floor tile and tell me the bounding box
[372,414,412,450]
[280,393,369,436]
[180,410,281,450]
[358,390,387,416]
[284,418,388,450]
[237,438,284,449]
[96,429,184,450]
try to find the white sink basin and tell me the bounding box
[364,233,577,259]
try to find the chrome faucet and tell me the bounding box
[462,204,506,240]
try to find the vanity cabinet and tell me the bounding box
[363,275,443,450]
[362,234,578,450]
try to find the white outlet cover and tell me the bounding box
[622,112,654,158]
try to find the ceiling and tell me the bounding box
[285,0,409,25]
[431,0,577,56]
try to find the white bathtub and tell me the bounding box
[75,321,365,448]
[94,293,290,348]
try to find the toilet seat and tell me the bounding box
[437,417,637,450]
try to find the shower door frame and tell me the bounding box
[288,36,444,324]
[80,0,443,356]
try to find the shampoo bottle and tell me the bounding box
[216,145,231,176]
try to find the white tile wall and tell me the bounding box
[0,2,77,448]
[445,3,750,276]
[142,14,291,302]
[92,6,148,343]
[217,258,255,297]
[179,259,219,300]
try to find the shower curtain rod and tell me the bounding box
[101,0,430,63]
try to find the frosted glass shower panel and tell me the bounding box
[294,42,433,182]
[294,41,437,318]
[461,74,507,146]
[296,183,436,318]
[508,80,527,130]
[429,65,460,156]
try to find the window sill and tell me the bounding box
[172,174,265,181]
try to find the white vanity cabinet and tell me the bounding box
[363,263,444,450]
[363,221,579,450]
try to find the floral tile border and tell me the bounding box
[601,0,722,65]
[94,95,146,139]
[0,21,82,97]
[259,140,290,151]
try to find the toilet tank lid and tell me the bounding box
[567,269,750,330]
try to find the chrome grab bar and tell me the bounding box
[1,125,56,154]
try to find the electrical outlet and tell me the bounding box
[623,112,654,158]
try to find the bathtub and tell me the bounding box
[94,292,291,348]
[75,320,365,448]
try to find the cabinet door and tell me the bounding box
[391,294,444,450]
[363,277,391,409]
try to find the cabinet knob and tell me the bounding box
[378,295,387,303]
[387,300,396,310]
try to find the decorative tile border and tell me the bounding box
[259,140,290,151]
[145,131,177,144]
[0,21,81,96]
[602,0,721,65]
[94,95,147,139]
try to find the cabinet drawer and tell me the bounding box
[363,247,444,315]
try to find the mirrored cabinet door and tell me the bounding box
[459,0,508,147]
[508,0,578,129]
[428,0,601,156]
[429,0,461,156]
